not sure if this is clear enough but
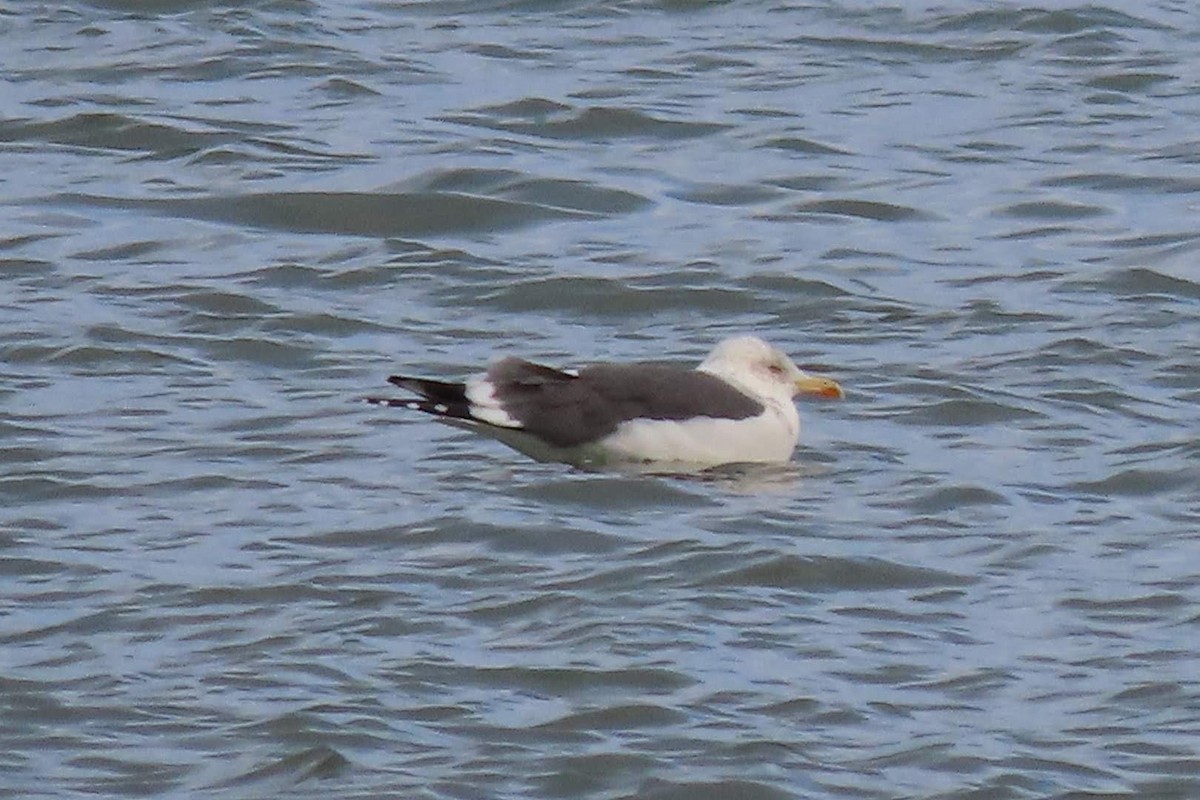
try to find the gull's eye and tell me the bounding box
[767,363,786,377]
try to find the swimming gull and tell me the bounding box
[365,335,843,468]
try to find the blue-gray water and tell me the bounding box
[2,2,1198,798]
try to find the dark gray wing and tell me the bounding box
[488,360,764,448]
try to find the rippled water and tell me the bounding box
[3,2,1199,798]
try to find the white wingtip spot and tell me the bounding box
[434,403,449,413]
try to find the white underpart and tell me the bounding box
[597,404,799,465]
[464,376,522,428]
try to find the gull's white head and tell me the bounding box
[698,335,844,402]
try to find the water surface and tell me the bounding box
[2,2,1198,798]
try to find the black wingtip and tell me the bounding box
[386,375,470,405]
[364,396,474,420]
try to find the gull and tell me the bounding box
[366,335,843,469]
